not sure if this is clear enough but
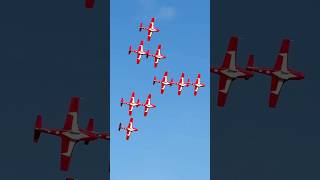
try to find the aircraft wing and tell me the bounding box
[147,30,153,41]
[274,39,290,72]
[161,83,166,94]
[128,105,133,116]
[194,86,199,96]
[221,36,238,71]
[217,75,233,107]
[60,137,77,171]
[144,106,149,116]
[269,76,284,107]
[126,130,131,140]
[85,0,95,8]
[63,97,80,132]
[154,57,159,67]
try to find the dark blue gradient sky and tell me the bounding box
[212,0,320,179]
[0,1,109,179]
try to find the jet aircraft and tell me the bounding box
[118,118,138,140]
[128,40,150,64]
[139,17,160,41]
[33,97,109,171]
[210,36,254,106]
[153,71,175,94]
[246,39,304,107]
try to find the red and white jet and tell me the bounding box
[174,72,190,96]
[153,71,174,94]
[120,92,141,116]
[210,36,254,107]
[118,118,138,141]
[85,0,95,8]
[151,44,167,68]
[128,40,150,64]
[139,94,156,117]
[190,74,205,96]
[33,97,109,171]
[246,39,304,107]
[139,17,160,41]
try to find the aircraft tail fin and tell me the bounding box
[128,45,132,54]
[146,50,150,58]
[118,123,122,131]
[187,78,191,87]
[84,118,94,145]
[153,76,157,85]
[247,54,255,69]
[86,118,94,132]
[120,98,124,106]
[139,22,143,31]
[33,115,42,143]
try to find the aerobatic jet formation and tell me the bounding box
[175,72,191,96]
[120,92,140,116]
[141,94,156,116]
[139,17,160,41]
[153,71,175,94]
[211,36,254,107]
[118,118,138,141]
[190,74,206,96]
[128,40,150,64]
[151,44,167,68]
[120,92,156,116]
[153,72,205,96]
[246,39,304,107]
[33,97,109,171]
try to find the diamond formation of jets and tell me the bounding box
[118,118,139,141]
[33,97,109,171]
[211,36,254,107]
[246,39,304,107]
[120,92,156,117]
[139,17,160,41]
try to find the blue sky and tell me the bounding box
[110,0,210,179]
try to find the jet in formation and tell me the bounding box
[139,17,160,41]
[128,40,150,64]
[246,39,304,107]
[151,44,167,68]
[33,97,109,171]
[153,72,205,96]
[118,118,138,140]
[153,71,175,94]
[211,36,254,107]
[120,92,156,116]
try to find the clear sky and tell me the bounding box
[110,0,210,180]
[0,1,108,179]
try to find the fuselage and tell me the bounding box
[41,128,98,142]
